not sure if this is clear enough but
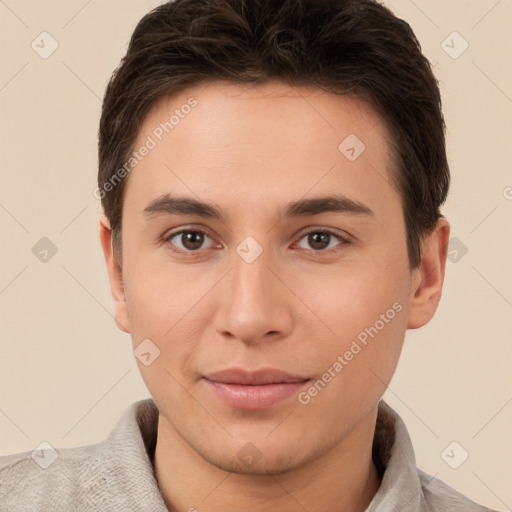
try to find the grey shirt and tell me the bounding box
[0,398,497,511]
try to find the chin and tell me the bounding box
[208,452,306,476]
[194,439,322,477]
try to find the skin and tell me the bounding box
[100,79,449,512]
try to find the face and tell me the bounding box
[101,79,445,475]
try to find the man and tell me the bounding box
[0,0,498,510]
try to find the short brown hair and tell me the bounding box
[98,0,449,267]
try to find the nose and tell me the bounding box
[213,246,294,345]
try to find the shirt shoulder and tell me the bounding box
[0,442,104,511]
[418,469,499,512]
[368,401,499,512]
[0,399,167,512]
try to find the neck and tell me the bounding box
[154,406,381,512]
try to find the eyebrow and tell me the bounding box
[142,193,374,221]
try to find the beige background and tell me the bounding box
[0,0,511,509]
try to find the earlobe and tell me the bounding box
[406,218,450,329]
[99,215,131,333]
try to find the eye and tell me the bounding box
[165,229,216,252]
[295,229,347,253]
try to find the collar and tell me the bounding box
[366,400,424,511]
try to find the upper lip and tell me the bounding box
[203,368,309,385]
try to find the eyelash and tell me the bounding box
[163,227,349,257]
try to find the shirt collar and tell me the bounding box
[96,398,168,510]
[365,400,424,511]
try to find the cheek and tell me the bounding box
[298,257,409,337]
[122,258,217,373]
[123,255,189,334]
[294,276,408,425]
[123,262,203,408]
[292,255,410,392]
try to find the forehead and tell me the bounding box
[125,79,398,216]
[140,79,388,148]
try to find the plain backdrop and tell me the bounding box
[0,0,511,510]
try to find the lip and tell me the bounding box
[202,368,310,409]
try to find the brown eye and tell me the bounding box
[307,232,330,250]
[166,230,214,252]
[180,232,205,250]
[296,230,345,252]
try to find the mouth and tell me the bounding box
[202,368,311,410]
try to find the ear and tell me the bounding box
[99,215,131,333]
[407,217,450,329]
